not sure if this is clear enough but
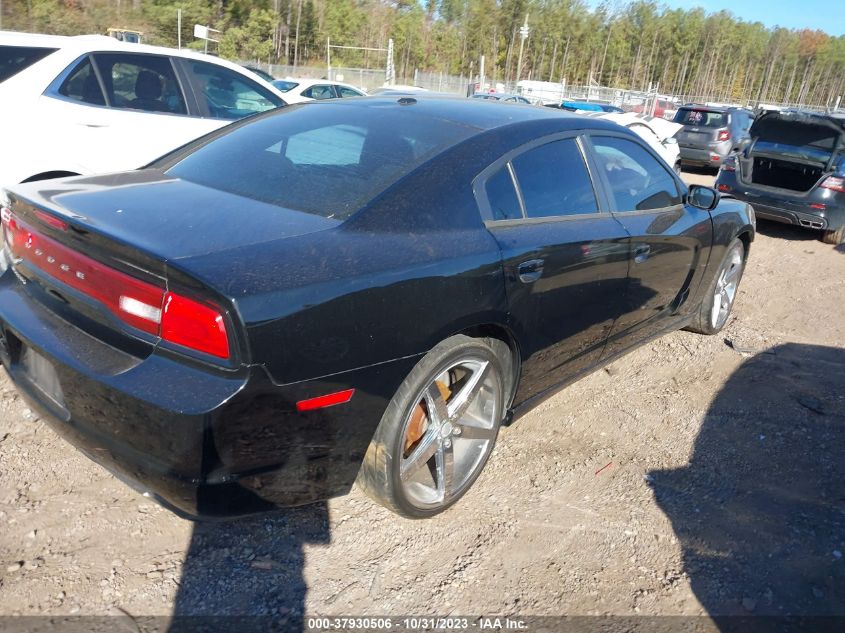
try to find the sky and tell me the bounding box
[590,0,845,36]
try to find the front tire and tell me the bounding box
[357,335,506,518]
[821,225,845,245]
[686,238,745,335]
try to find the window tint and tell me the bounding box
[303,85,336,100]
[92,53,186,114]
[0,45,56,83]
[186,60,283,120]
[485,166,522,221]
[510,139,597,218]
[591,136,681,211]
[673,108,727,128]
[338,86,363,98]
[58,57,106,106]
[163,106,475,219]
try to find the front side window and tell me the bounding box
[58,57,106,106]
[591,136,682,212]
[186,60,283,120]
[92,53,186,114]
[1,45,56,83]
[510,138,598,218]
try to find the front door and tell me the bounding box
[476,135,631,404]
[585,134,712,358]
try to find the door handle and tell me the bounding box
[517,259,544,284]
[634,244,650,264]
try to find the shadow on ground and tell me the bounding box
[650,344,845,620]
[168,503,329,632]
[753,219,820,242]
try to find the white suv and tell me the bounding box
[0,32,287,190]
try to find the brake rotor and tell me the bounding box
[404,379,451,455]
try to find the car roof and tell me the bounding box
[301,95,623,133]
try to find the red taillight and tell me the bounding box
[4,210,230,359]
[810,203,826,210]
[718,184,731,192]
[820,176,845,193]
[717,129,731,142]
[161,292,229,359]
[296,389,355,412]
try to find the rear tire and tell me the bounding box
[686,238,745,335]
[357,335,507,518]
[821,225,845,245]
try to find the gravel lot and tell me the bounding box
[1,169,844,624]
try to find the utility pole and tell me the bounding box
[515,15,530,90]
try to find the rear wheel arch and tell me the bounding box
[455,323,521,410]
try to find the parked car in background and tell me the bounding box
[715,109,845,244]
[369,84,429,96]
[0,31,286,193]
[634,98,676,119]
[673,105,754,170]
[271,77,366,103]
[582,111,683,174]
[0,97,754,519]
[471,92,531,104]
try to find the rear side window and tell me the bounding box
[592,136,681,211]
[302,85,336,100]
[0,45,56,83]
[484,166,523,221]
[58,57,106,106]
[674,108,727,128]
[510,139,598,218]
[338,86,364,98]
[92,53,187,114]
[185,60,283,120]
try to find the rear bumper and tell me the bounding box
[679,143,731,166]
[0,268,411,519]
[714,172,844,231]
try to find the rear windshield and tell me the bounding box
[0,45,56,83]
[674,108,727,128]
[164,104,476,219]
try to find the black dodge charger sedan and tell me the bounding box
[0,97,755,519]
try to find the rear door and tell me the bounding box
[35,52,219,176]
[586,133,712,357]
[475,134,631,402]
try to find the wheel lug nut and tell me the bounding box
[453,426,462,436]
[444,438,452,448]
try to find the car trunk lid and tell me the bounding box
[2,170,339,364]
[673,108,729,147]
[740,111,845,193]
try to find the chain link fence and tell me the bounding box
[243,60,839,112]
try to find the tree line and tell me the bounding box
[3,0,844,106]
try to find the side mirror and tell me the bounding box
[662,137,678,146]
[688,184,720,211]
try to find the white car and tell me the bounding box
[583,111,683,174]
[271,77,366,103]
[0,31,288,191]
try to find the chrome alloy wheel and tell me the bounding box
[399,356,501,510]
[711,244,743,329]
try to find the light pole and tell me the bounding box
[515,14,529,88]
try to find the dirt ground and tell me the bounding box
[1,169,844,625]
